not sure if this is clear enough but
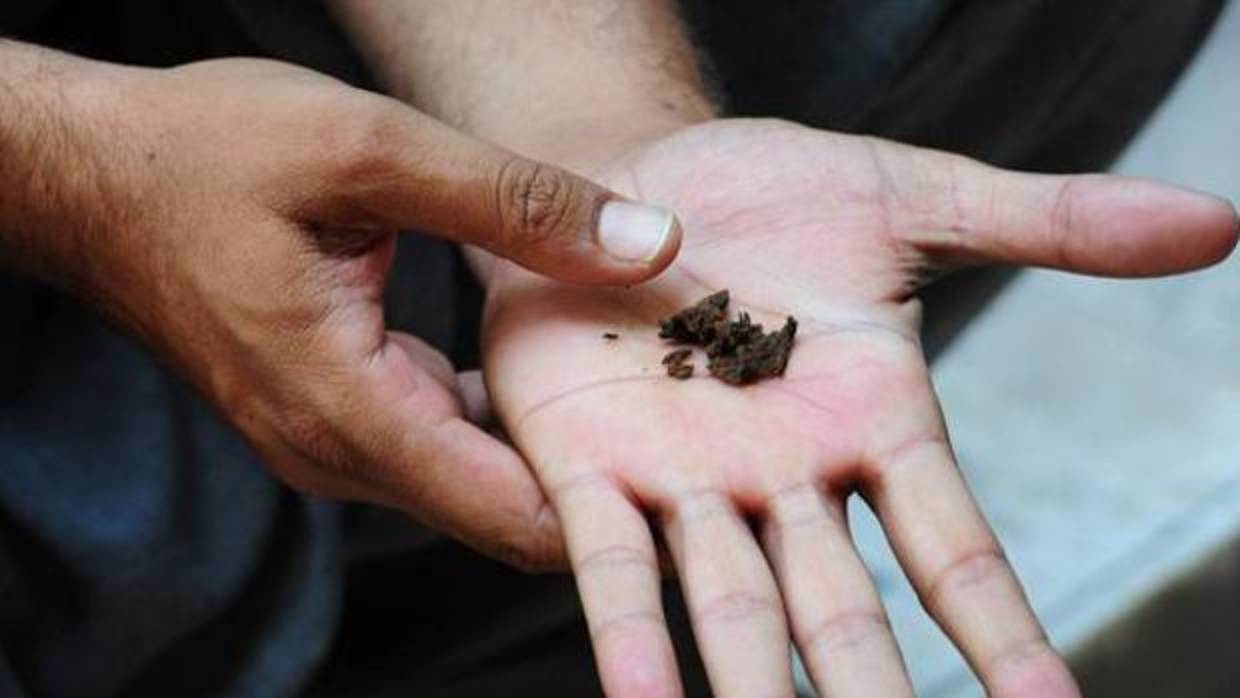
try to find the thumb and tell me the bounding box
[921,163,1238,277]
[325,103,681,285]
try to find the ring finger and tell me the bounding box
[761,482,914,697]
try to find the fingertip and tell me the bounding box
[627,211,683,282]
[1054,176,1238,276]
[535,203,682,286]
[455,369,493,426]
[1205,196,1240,266]
[1140,183,1240,270]
[598,631,684,698]
[991,643,1081,698]
[595,200,683,282]
[496,516,569,574]
[645,211,684,273]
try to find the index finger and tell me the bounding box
[285,329,565,571]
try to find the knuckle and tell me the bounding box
[988,639,1070,691]
[320,101,405,179]
[923,548,1010,617]
[248,404,376,501]
[861,429,951,490]
[695,589,783,626]
[275,406,351,470]
[670,488,736,526]
[764,482,833,534]
[801,608,893,655]
[577,544,659,578]
[545,472,614,508]
[494,157,580,248]
[940,153,980,233]
[589,610,666,646]
[1047,177,1082,264]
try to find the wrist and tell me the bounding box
[0,42,144,290]
[331,1,719,175]
[456,55,718,174]
[493,98,715,176]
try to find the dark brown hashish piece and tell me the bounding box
[705,311,763,357]
[707,316,797,385]
[657,290,797,385]
[661,348,695,380]
[658,290,729,344]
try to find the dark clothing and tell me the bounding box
[0,1,1227,696]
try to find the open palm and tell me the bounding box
[479,120,1237,698]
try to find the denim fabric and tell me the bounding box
[0,276,341,697]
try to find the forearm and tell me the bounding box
[0,40,137,287]
[327,0,718,172]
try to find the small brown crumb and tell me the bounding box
[661,348,695,380]
[661,348,692,366]
[603,332,619,340]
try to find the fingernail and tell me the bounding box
[598,200,681,263]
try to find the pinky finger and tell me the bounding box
[869,436,1080,698]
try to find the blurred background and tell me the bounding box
[802,3,1240,696]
